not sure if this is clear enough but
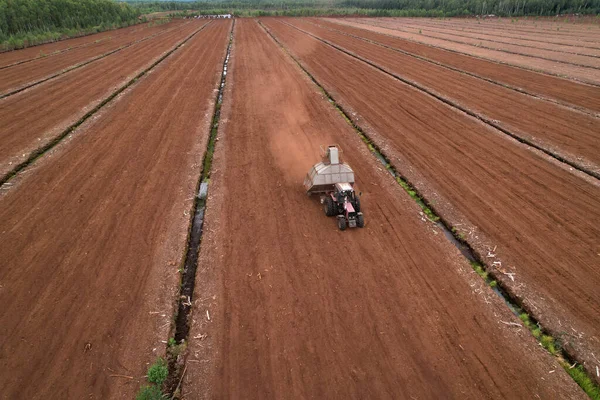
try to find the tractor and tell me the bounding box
[304,145,364,231]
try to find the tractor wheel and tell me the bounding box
[324,197,336,217]
[357,213,365,228]
[354,197,361,213]
[338,217,347,231]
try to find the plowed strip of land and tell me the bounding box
[329,18,600,84]
[317,19,600,113]
[420,17,600,38]
[0,20,231,399]
[397,18,600,49]
[384,23,600,68]
[412,29,600,68]
[0,21,177,68]
[396,17,600,39]
[356,17,600,52]
[0,20,186,95]
[288,19,600,175]
[263,18,600,383]
[0,21,204,181]
[394,23,600,57]
[182,19,585,399]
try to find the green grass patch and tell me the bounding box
[519,312,532,328]
[541,335,557,355]
[563,364,600,400]
[469,261,488,280]
[395,178,439,221]
[465,250,600,395]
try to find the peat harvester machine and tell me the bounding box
[304,145,364,231]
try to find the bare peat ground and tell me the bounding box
[0,21,171,68]
[0,20,186,96]
[286,18,600,175]
[0,20,231,399]
[357,20,600,68]
[0,21,203,182]
[393,19,600,56]
[364,17,600,43]
[182,19,585,399]
[316,18,600,114]
[263,18,600,385]
[414,16,600,38]
[328,18,600,84]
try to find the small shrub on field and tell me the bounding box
[147,358,168,385]
[519,313,532,328]
[136,385,164,400]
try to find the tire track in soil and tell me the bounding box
[284,19,600,179]
[180,19,586,400]
[0,21,208,186]
[0,20,188,98]
[262,17,600,387]
[0,20,231,399]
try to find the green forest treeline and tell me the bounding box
[131,0,600,16]
[0,0,140,50]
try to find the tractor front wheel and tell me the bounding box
[357,213,365,228]
[338,217,347,231]
[354,197,361,213]
[324,197,336,217]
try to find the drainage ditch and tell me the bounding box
[259,20,600,398]
[163,20,234,399]
[281,19,600,181]
[0,22,212,188]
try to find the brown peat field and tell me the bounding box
[0,16,599,399]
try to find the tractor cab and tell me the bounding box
[334,182,356,203]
